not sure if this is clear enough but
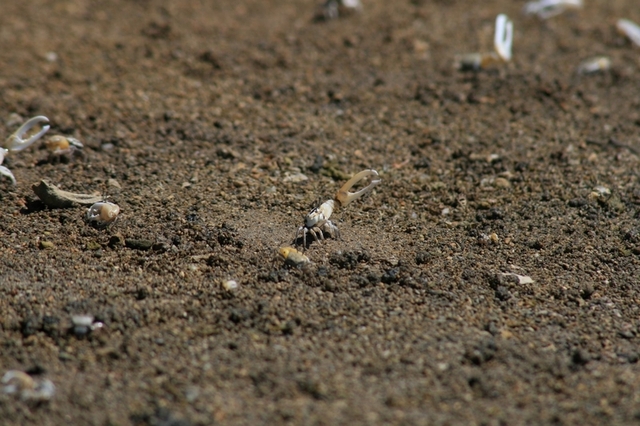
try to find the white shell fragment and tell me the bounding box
[86,202,120,227]
[500,273,534,285]
[494,14,513,62]
[2,370,55,401]
[523,0,582,20]
[617,19,640,47]
[589,185,612,201]
[222,280,239,291]
[577,56,611,74]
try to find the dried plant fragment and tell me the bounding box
[33,180,103,208]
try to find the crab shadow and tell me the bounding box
[19,198,47,215]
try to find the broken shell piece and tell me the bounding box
[593,186,611,196]
[589,185,612,201]
[33,180,103,208]
[2,370,55,401]
[577,56,611,74]
[500,273,534,285]
[617,19,640,47]
[523,0,582,20]
[86,202,120,227]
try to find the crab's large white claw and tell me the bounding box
[494,14,513,62]
[617,19,640,47]
[0,165,16,185]
[335,169,381,207]
[5,115,50,152]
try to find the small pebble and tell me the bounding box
[108,234,125,248]
[39,240,54,250]
[45,51,58,62]
[494,177,511,189]
[86,241,101,251]
[283,172,309,183]
[125,239,153,250]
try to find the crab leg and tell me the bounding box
[5,115,50,152]
[335,169,380,207]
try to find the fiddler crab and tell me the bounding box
[319,0,362,20]
[295,169,380,250]
[1,116,50,184]
[44,135,84,162]
[523,0,582,20]
[456,14,513,71]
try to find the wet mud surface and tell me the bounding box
[2,0,640,424]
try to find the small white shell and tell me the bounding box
[86,202,120,227]
[222,280,239,291]
[577,56,611,74]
